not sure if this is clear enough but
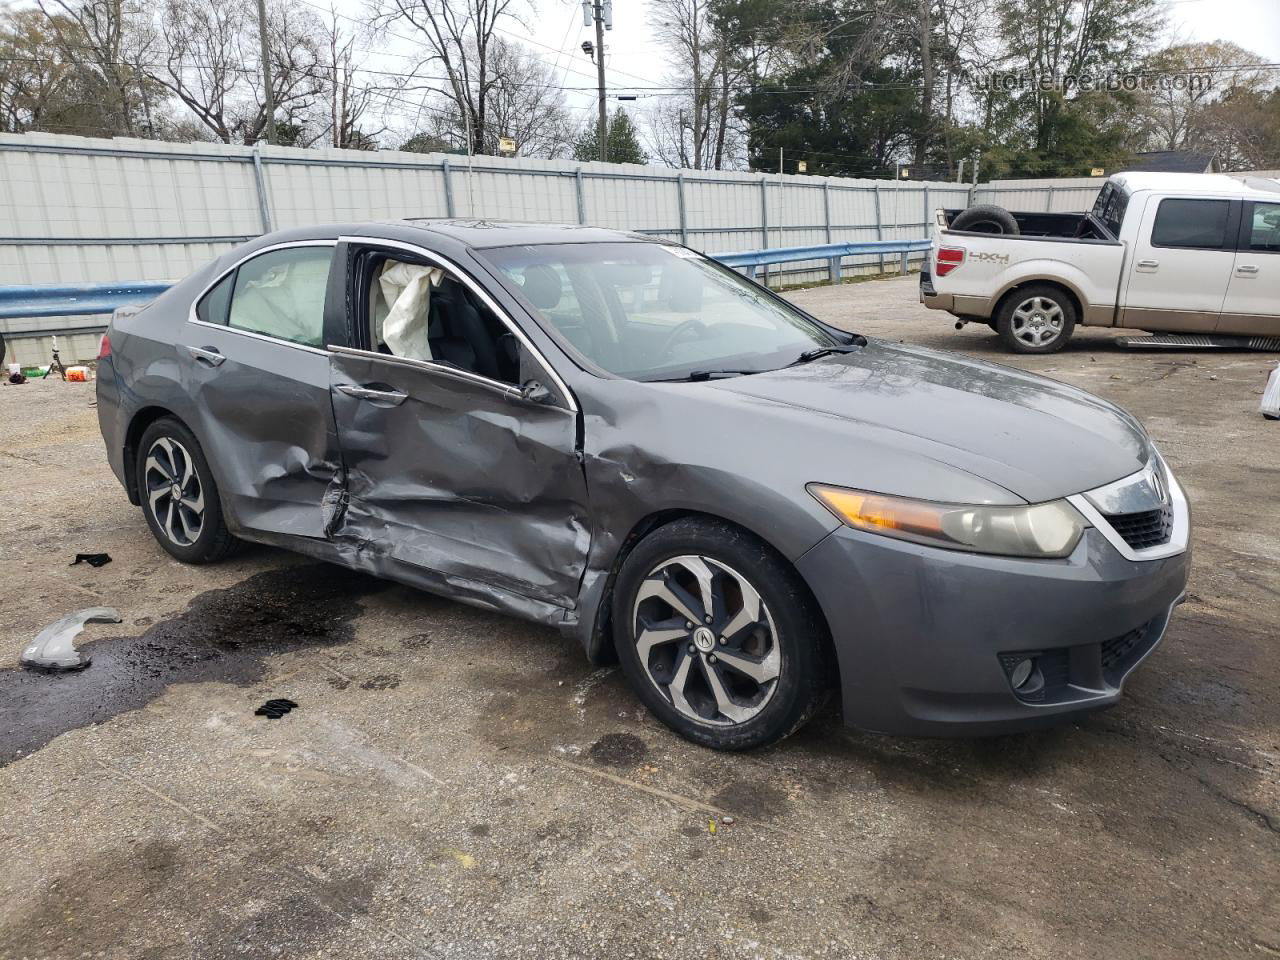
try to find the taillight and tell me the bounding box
[98,332,111,359]
[935,246,965,277]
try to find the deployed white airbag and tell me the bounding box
[379,261,442,361]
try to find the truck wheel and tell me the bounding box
[951,204,1020,235]
[996,285,1076,354]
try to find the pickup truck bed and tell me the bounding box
[939,209,1108,241]
[922,172,1280,353]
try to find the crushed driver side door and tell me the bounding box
[326,241,591,613]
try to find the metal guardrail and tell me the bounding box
[714,238,933,281]
[0,282,171,322]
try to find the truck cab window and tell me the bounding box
[1247,202,1280,253]
[1151,198,1231,250]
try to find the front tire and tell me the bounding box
[612,518,828,750]
[135,417,237,564]
[996,284,1076,354]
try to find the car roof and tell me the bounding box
[1110,171,1280,199]
[389,218,660,248]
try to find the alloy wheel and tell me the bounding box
[143,436,205,546]
[1010,296,1065,348]
[631,555,780,726]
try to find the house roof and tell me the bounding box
[1128,150,1217,174]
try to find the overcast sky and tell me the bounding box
[7,0,1276,142]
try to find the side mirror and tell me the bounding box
[518,379,555,405]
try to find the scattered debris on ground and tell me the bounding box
[20,607,121,673]
[254,698,299,719]
[70,552,112,568]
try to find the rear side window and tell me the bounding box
[195,272,233,325]
[1246,202,1280,252]
[1096,184,1128,237]
[227,246,333,347]
[1151,199,1231,250]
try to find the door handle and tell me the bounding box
[1236,264,1260,275]
[1136,258,1159,270]
[183,345,225,367]
[335,383,408,406]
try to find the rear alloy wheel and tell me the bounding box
[996,284,1076,354]
[136,418,237,564]
[613,518,828,750]
[144,436,205,547]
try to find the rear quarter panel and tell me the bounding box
[97,268,221,502]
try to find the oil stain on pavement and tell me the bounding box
[0,564,386,766]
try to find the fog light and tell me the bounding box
[1008,656,1046,697]
[1010,658,1034,688]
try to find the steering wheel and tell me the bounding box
[660,319,709,359]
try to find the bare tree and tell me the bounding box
[36,0,159,135]
[151,0,324,144]
[482,37,573,157]
[374,0,525,154]
[1139,41,1269,154]
[648,0,745,169]
[318,11,387,148]
[152,0,243,142]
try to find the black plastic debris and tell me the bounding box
[21,607,122,672]
[254,698,299,719]
[70,553,112,568]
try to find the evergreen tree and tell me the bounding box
[573,108,647,164]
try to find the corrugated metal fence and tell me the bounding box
[973,177,1106,213]
[1,132,978,365]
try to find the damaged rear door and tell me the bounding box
[183,240,345,538]
[326,241,590,610]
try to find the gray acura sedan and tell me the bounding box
[97,221,1190,750]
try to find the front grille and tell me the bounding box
[1105,503,1173,550]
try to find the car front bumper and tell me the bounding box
[796,525,1189,736]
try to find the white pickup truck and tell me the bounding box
[920,171,1280,353]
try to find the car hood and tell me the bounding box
[706,339,1150,503]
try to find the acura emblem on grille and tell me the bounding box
[1149,465,1165,505]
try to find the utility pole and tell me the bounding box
[584,0,612,162]
[256,0,277,145]
[778,146,783,174]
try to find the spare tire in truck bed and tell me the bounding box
[950,204,1020,235]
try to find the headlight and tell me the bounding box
[807,484,1086,559]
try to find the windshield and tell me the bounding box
[480,241,844,381]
